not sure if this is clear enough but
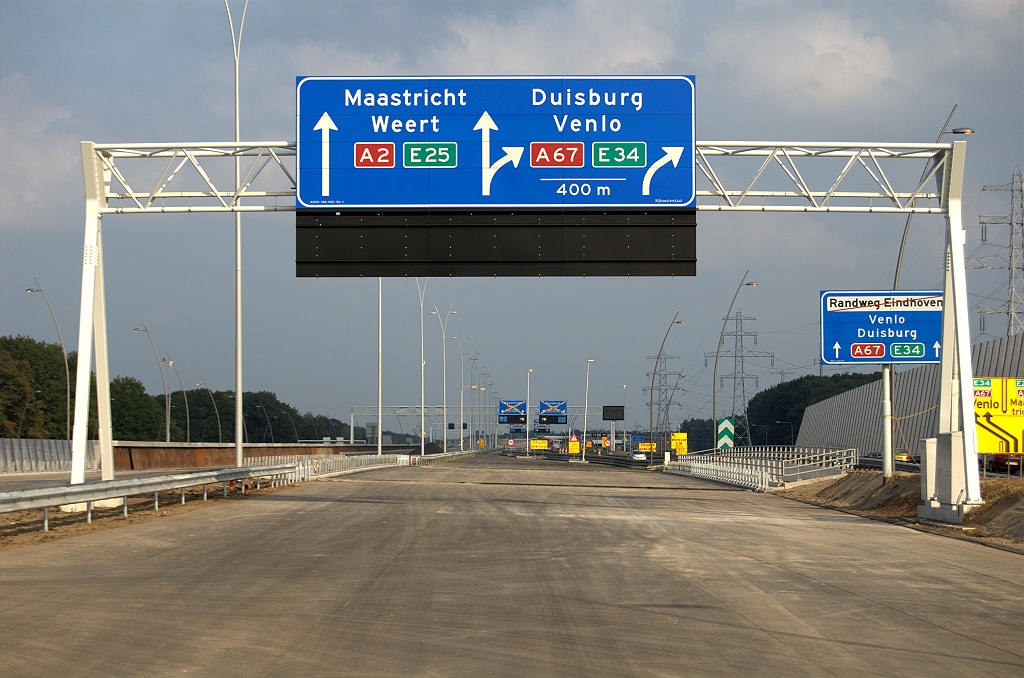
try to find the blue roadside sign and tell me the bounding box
[820,290,943,365]
[296,75,695,209]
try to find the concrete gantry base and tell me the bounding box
[918,500,969,524]
[918,434,985,524]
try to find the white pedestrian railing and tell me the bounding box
[246,453,403,479]
[666,446,857,491]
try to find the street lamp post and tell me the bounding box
[526,369,533,456]
[582,360,594,463]
[256,401,274,443]
[134,322,169,442]
[415,278,428,456]
[163,356,190,442]
[470,355,479,449]
[886,119,974,483]
[622,384,627,452]
[649,314,684,467]
[712,272,758,447]
[26,279,70,440]
[776,420,794,446]
[450,333,470,451]
[431,307,456,454]
[224,0,250,468]
[197,377,222,443]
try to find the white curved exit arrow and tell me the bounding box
[642,146,684,196]
[474,111,524,196]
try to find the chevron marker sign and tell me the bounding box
[716,418,735,450]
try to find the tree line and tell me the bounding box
[1,335,360,443]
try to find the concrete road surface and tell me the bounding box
[1,454,1021,677]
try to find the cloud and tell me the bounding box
[0,73,80,225]
[699,11,898,114]
[435,1,678,74]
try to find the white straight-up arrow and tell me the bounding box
[474,111,524,196]
[833,342,841,359]
[314,112,337,197]
[933,341,941,357]
[642,146,684,196]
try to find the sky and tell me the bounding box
[2,0,1022,435]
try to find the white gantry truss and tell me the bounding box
[71,140,979,507]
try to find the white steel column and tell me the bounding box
[881,367,892,481]
[945,141,982,504]
[377,277,383,456]
[70,142,105,484]
[93,223,114,481]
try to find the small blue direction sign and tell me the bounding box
[296,76,694,209]
[498,400,527,424]
[820,290,943,365]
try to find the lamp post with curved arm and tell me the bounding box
[224,0,250,467]
[197,377,222,443]
[430,306,456,453]
[451,333,472,451]
[776,420,794,446]
[162,356,189,442]
[26,278,70,440]
[582,360,595,463]
[256,401,274,443]
[712,272,758,446]
[134,322,169,442]
[649,313,684,468]
[414,278,429,456]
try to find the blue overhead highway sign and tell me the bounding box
[296,75,695,209]
[498,400,527,424]
[820,290,943,365]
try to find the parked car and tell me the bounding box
[987,454,1022,475]
[629,451,646,461]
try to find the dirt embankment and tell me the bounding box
[779,470,1024,549]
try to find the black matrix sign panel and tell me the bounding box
[296,209,695,277]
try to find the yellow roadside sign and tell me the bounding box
[639,442,657,452]
[973,377,1024,455]
[530,438,549,450]
[569,433,580,453]
[671,432,688,454]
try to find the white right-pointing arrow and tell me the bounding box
[313,111,337,197]
[933,341,941,357]
[833,342,841,359]
[642,146,684,196]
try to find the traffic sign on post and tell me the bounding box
[717,418,734,450]
[820,291,943,365]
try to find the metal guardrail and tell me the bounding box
[0,464,299,514]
